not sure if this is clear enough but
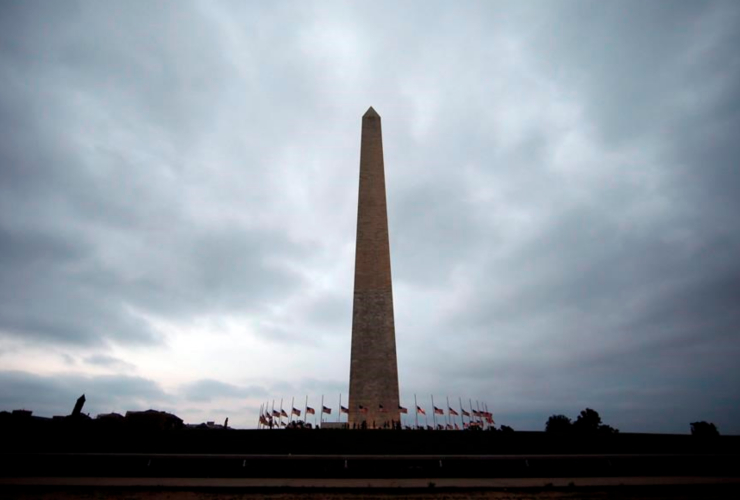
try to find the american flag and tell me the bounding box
[358,405,368,414]
[433,406,444,415]
[322,406,332,414]
[416,406,426,415]
[462,409,470,417]
[292,408,301,416]
[272,410,281,417]
[340,406,349,414]
[448,408,459,416]
[306,406,316,415]
[280,409,288,418]
[399,406,408,414]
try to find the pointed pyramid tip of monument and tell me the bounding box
[363,106,380,118]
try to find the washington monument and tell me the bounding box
[348,107,400,428]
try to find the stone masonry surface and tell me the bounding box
[348,107,400,428]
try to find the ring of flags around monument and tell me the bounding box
[257,396,495,430]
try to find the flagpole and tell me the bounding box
[477,400,483,428]
[337,394,341,423]
[304,395,308,425]
[446,396,451,429]
[459,397,464,429]
[290,397,295,424]
[414,394,418,429]
[279,398,283,427]
[486,402,494,428]
[431,395,437,429]
[320,395,324,427]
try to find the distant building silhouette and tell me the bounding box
[96,412,124,422]
[124,410,183,431]
[71,394,86,416]
[186,420,227,430]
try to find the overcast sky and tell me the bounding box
[1,0,739,434]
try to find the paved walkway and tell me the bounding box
[2,476,739,488]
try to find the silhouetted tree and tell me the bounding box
[499,425,514,433]
[690,421,719,436]
[573,408,602,433]
[571,408,619,434]
[545,414,572,433]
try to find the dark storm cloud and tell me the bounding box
[180,379,267,403]
[0,370,172,417]
[408,173,740,433]
[381,1,740,433]
[84,354,136,371]
[1,0,739,433]
[0,0,316,347]
[526,0,739,147]
[269,377,347,398]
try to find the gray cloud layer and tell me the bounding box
[1,0,739,433]
[0,370,172,417]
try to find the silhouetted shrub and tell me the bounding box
[549,408,619,434]
[690,421,719,437]
[573,408,602,433]
[545,414,572,433]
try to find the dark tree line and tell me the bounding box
[546,410,721,436]
[545,408,618,434]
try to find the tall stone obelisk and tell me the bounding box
[348,107,400,428]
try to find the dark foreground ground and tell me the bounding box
[2,482,740,500]
[2,424,738,498]
[3,424,739,456]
